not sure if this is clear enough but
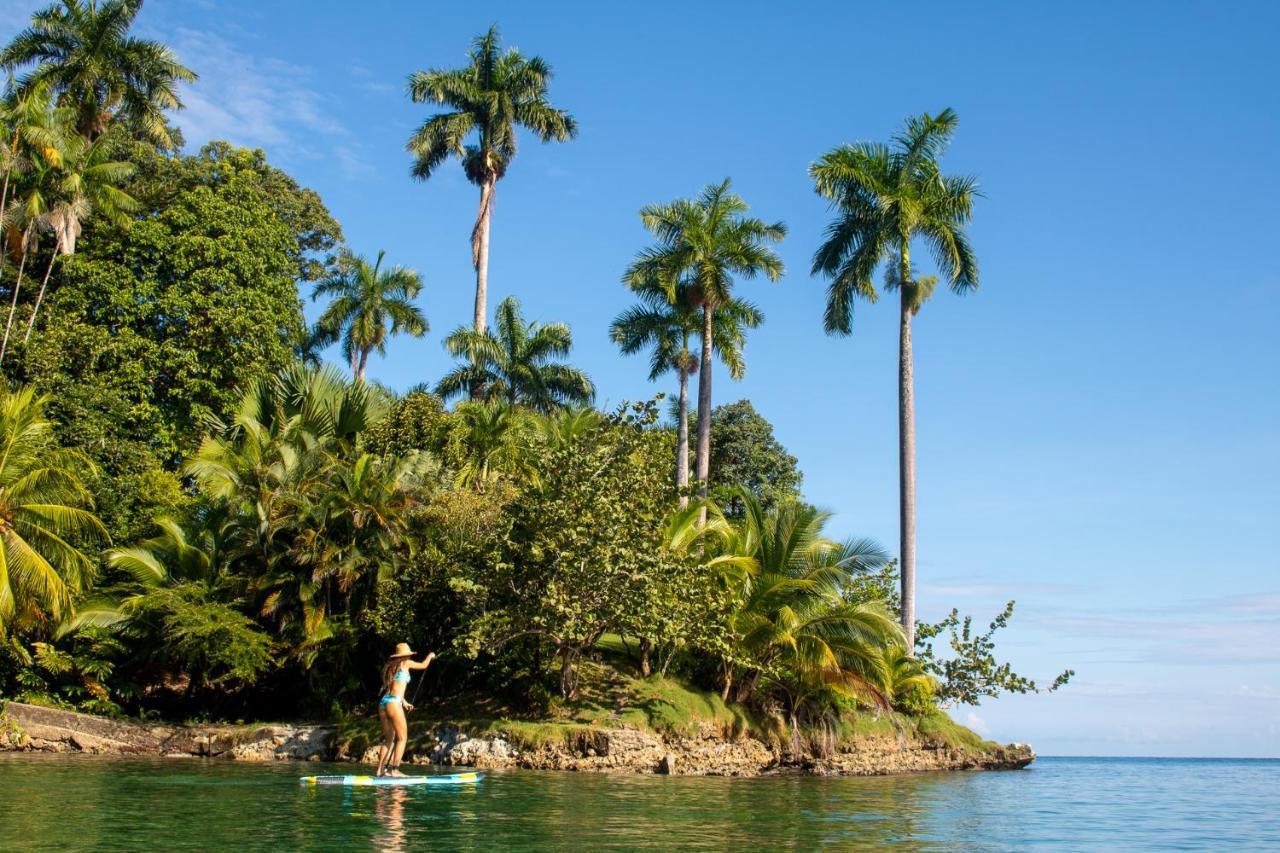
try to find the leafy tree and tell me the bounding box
[708,400,802,516]
[363,390,454,459]
[0,0,197,149]
[436,295,594,412]
[458,401,719,699]
[310,250,428,381]
[6,142,341,543]
[407,25,576,333]
[611,276,761,500]
[915,601,1073,707]
[0,386,107,634]
[627,180,785,503]
[810,109,980,649]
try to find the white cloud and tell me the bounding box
[168,27,369,177]
[963,711,991,736]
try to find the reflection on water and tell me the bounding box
[2,755,1278,850]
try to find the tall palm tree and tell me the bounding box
[406,25,576,333]
[1,155,56,364]
[436,295,594,413]
[310,250,428,382]
[1,81,62,278]
[610,275,762,501]
[0,385,107,633]
[628,180,785,504]
[25,129,137,342]
[0,0,197,149]
[1,82,63,303]
[810,108,979,650]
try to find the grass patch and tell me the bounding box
[912,709,999,754]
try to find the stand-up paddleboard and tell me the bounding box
[300,771,483,787]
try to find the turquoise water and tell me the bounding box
[1,755,1276,850]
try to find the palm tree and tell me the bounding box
[185,363,427,661]
[1,80,63,284]
[0,385,107,633]
[310,250,428,382]
[725,496,900,713]
[627,180,785,506]
[406,25,576,333]
[1,155,56,364]
[810,108,979,650]
[436,295,594,412]
[0,0,197,149]
[106,517,224,588]
[610,275,762,501]
[25,129,137,342]
[451,400,533,491]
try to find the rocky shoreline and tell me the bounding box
[1,701,1035,776]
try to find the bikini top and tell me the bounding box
[393,669,411,684]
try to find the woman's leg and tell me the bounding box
[375,705,395,776]
[387,702,410,776]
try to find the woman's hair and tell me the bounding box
[381,660,399,693]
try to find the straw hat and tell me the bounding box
[388,642,416,660]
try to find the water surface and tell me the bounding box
[1,755,1276,850]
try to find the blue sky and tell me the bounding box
[5,0,1277,757]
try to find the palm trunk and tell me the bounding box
[676,358,690,507]
[356,347,370,382]
[350,348,360,381]
[695,303,714,520]
[1,226,33,365]
[897,252,917,652]
[0,144,13,284]
[24,246,59,344]
[472,175,495,335]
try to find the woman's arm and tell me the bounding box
[408,652,436,671]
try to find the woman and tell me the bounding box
[374,642,436,777]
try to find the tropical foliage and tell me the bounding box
[0,0,196,148]
[436,295,594,412]
[0,386,106,633]
[0,11,1069,739]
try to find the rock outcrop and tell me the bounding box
[2,702,333,761]
[2,701,1035,775]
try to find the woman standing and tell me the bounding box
[374,643,436,777]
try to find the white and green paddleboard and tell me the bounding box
[300,771,483,787]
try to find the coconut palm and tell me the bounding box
[310,250,428,382]
[0,385,107,633]
[435,295,594,413]
[406,25,576,333]
[610,275,762,500]
[25,129,137,342]
[0,0,197,149]
[809,108,979,649]
[627,180,785,504]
